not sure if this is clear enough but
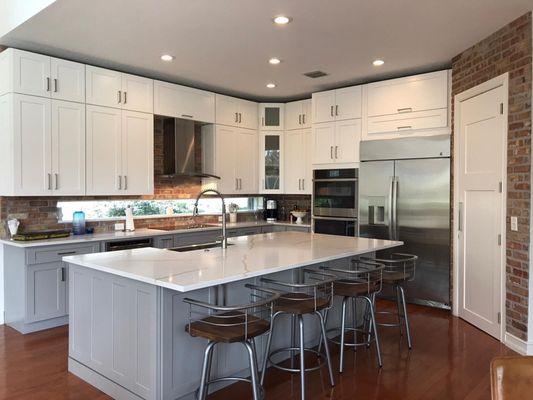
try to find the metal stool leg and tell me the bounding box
[399,285,412,349]
[291,314,297,369]
[298,315,306,400]
[260,311,281,385]
[339,296,348,373]
[363,296,382,368]
[365,295,373,348]
[198,341,216,400]
[244,340,261,400]
[317,308,329,354]
[395,285,403,337]
[316,311,335,387]
[353,297,358,349]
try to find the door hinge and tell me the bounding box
[500,103,504,115]
[499,181,503,193]
[497,312,501,324]
[498,234,502,246]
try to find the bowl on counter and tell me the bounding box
[290,211,307,225]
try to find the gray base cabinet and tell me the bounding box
[4,242,100,334]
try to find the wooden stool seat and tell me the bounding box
[186,311,270,343]
[333,279,379,297]
[382,271,410,284]
[274,292,330,314]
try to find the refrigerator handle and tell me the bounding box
[388,177,394,240]
[391,177,400,240]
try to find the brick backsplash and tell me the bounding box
[451,12,532,340]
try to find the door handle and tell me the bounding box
[46,77,51,92]
[397,107,413,113]
[235,178,238,190]
[235,112,239,123]
[118,90,122,104]
[47,173,52,190]
[335,105,339,116]
[54,79,58,92]
[298,179,301,190]
[239,113,242,123]
[330,106,334,117]
[335,146,338,159]
[392,178,399,240]
[124,175,128,190]
[397,126,412,130]
[118,175,122,190]
[60,267,66,282]
[181,114,194,119]
[54,173,59,190]
[458,202,463,232]
[123,91,127,104]
[302,179,305,191]
[302,114,306,125]
[387,178,394,239]
[299,114,302,125]
[330,146,333,159]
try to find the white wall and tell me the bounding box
[0,0,56,38]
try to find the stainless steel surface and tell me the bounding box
[169,242,234,252]
[359,138,451,308]
[193,189,228,249]
[313,216,357,221]
[312,168,358,221]
[313,207,357,218]
[105,237,153,251]
[360,134,450,161]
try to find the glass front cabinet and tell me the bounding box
[259,132,284,193]
[259,103,284,131]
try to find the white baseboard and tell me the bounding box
[504,332,533,355]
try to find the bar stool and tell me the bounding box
[260,269,337,400]
[320,259,385,371]
[183,284,280,400]
[363,253,417,349]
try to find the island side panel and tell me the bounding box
[68,263,159,400]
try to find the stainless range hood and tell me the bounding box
[157,116,220,179]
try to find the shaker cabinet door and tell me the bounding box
[26,263,67,323]
[50,58,85,103]
[12,49,51,98]
[312,122,335,164]
[121,73,153,113]
[86,66,122,108]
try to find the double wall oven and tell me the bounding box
[312,168,358,236]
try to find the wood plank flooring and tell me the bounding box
[0,301,514,399]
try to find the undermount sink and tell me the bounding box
[168,242,234,252]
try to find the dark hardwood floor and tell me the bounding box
[0,301,513,399]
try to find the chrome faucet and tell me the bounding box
[193,189,228,249]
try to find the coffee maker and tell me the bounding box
[265,199,278,222]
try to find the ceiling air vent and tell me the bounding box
[303,70,328,78]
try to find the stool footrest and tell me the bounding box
[268,347,326,374]
[325,327,375,347]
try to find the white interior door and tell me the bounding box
[121,111,154,195]
[457,84,505,339]
[51,100,85,195]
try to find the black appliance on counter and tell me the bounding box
[264,199,278,222]
[312,168,358,236]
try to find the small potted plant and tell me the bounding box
[228,203,239,223]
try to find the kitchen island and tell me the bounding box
[64,232,401,400]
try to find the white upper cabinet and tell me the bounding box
[121,73,153,113]
[50,58,85,103]
[366,70,448,117]
[86,105,153,196]
[51,100,85,195]
[284,129,311,194]
[86,66,122,108]
[285,99,311,130]
[215,94,257,129]
[87,66,153,113]
[312,119,361,165]
[0,49,86,103]
[312,86,361,124]
[259,103,284,131]
[154,80,214,123]
[235,129,257,192]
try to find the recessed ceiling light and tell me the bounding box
[373,59,385,66]
[273,15,291,25]
[161,54,174,62]
[269,58,281,65]
[266,83,276,88]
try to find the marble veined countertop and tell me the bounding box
[64,231,402,292]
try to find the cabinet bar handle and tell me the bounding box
[239,113,242,123]
[302,179,305,190]
[235,178,238,190]
[123,91,127,104]
[397,126,412,130]
[330,106,334,117]
[54,173,59,190]
[58,251,76,256]
[330,146,333,159]
[335,105,339,116]
[302,114,306,125]
[118,90,122,103]
[181,114,193,118]
[124,176,128,190]
[61,267,66,282]
[299,115,302,125]
[335,146,338,159]
[46,77,51,92]
[118,175,122,190]
[235,112,239,123]
[47,173,52,190]
[54,79,58,92]
[298,179,301,190]
[397,107,412,113]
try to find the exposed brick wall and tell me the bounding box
[451,12,532,340]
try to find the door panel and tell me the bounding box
[312,123,335,164]
[13,94,52,195]
[335,119,361,163]
[335,86,362,120]
[395,158,450,307]
[12,50,51,98]
[285,101,302,130]
[86,66,122,108]
[358,161,394,239]
[122,111,154,195]
[52,100,85,195]
[27,263,66,322]
[215,126,237,194]
[86,105,122,195]
[215,94,239,127]
[238,99,258,130]
[50,58,85,103]
[312,90,335,123]
[121,73,153,113]
[236,128,257,193]
[284,130,303,193]
[458,84,505,339]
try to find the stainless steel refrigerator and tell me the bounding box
[359,135,450,309]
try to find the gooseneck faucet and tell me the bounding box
[193,189,228,249]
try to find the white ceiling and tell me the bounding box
[1,0,531,101]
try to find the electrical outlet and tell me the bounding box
[115,223,125,231]
[511,216,518,232]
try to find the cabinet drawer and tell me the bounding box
[367,108,447,135]
[228,227,262,237]
[175,231,220,247]
[26,243,101,265]
[153,235,175,249]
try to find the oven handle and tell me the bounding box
[313,178,358,182]
[312,216,358,221]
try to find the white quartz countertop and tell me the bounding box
[64,232,402,292]
[0,221,310,248]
